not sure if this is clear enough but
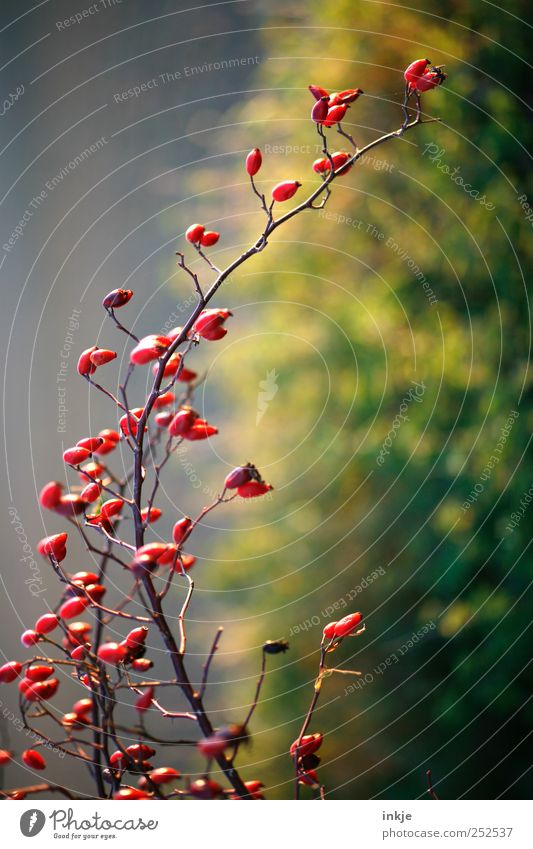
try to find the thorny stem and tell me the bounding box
[114,723,197,746]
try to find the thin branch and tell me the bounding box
[426,769,440,800]
[144,436,180,526]
[67,516,130,569]
[243,649,267,729]
[146,695,196,722]
[85,375,126,411]
[198,627,224,698]
[176,251,204,299]
[105,307,139,342]
[1,783,79,800]
[101,578,141,625]
[336,121,358,151]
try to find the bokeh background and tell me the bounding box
[0,0,531,800]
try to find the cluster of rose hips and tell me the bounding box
[178,64,443,262]
[0,659,58,704]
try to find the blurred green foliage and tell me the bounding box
[167,0,532,798]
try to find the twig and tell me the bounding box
[294,645,327,799]
[47,553,149,622]
[177,570,194,655]
[107,92,438,800]
[176,251,204,299]
[426,769,440,800]
[198,627,224,698]
[85,375,126,411]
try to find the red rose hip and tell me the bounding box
[271,181,301,202]
[246,147,262,176]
